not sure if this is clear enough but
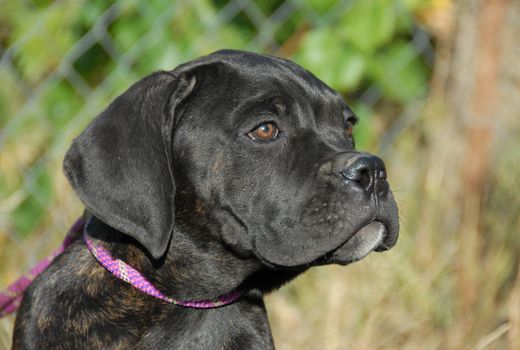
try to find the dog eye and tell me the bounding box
[344,117,357,138]
[248,122,280,141]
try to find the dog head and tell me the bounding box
[64,50,398,268]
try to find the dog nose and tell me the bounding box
[340,155,388,197]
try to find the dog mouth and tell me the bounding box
[327,221,387,265]
[252,190,399,269]
[258,220,393,269]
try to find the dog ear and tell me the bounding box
[64,70,196,259]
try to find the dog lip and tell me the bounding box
[344,220,386,251]
[255,221,389,269]
[254,216,395,269]
[322,220,387,265]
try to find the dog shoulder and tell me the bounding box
[12,242,150,349]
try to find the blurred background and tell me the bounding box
[0,0,519,349]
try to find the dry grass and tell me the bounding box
[1,96,519,349]
[266,102,520,349]
[2,4,520,344]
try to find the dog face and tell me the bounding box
[64,50,398,269]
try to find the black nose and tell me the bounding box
[340,155,388,197]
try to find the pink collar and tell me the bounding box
[83,218,243,308]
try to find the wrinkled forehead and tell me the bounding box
[207,52,353,128]
[216,51,339,97]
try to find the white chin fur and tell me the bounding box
[343,221,385,262]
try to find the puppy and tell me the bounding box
[13,50,399,349]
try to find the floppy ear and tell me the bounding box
[64,71,196,259]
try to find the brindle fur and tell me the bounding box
[13,50,398,349]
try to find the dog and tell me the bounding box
[12,50,399,349]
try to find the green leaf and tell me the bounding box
[11,198,40,237]
[369,40,428,103]
[110,6,149,54]
[77,0,111,29]
[336,51,366,91]
[349,102,375,150]
[42,80,84,128]
[307,0,339,16]
[11,2,83,83]
[402,0,431,11]
[339,0,397,53]
[11,169,53,237]
[294,28,366,91]
[0,68,24,127]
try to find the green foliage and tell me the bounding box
[11,168,53,237]
[340,0,398,53]
[42,80,84,128]
[5,1,84,83]
[369,40,429,103]
[347,102,375,149]
[294,0,429,103]
[307,0,338,16]
[3,3,520,349]
[295,28,366,90]
[0,0,430,237]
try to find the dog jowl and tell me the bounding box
[13,50,398,349]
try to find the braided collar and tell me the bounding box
[83,218,242,308]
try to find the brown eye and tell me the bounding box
[248,122,279,141]
[344,118,356,137]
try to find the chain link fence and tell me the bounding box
[0,0,435,347]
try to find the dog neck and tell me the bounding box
[84,215,295,304]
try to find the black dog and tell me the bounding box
[13,50,398,349]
